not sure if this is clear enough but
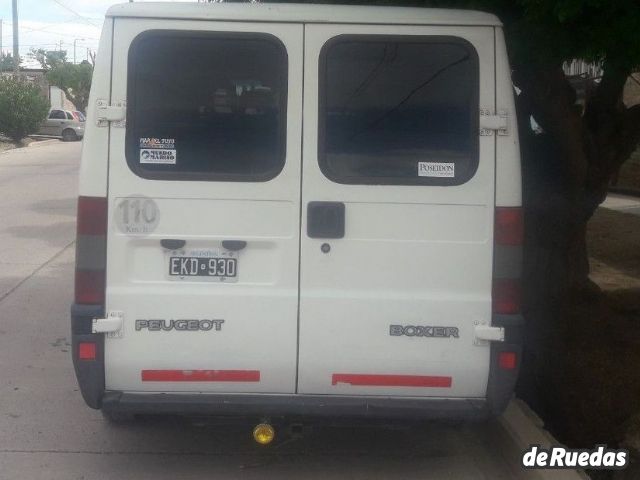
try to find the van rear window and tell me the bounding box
[318,35,479,186]
[126,31,288,181]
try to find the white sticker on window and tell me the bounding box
[139,137,175,149]
[140,149,176,164]
[418,162,455,178]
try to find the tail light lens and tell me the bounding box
[498,351,517,370]
[75,196,107,305]
[75,270,106,305]
[493,278,521,314]
[78,342,97,361]
[77,196,108,235]
[494,207,523,246]
[493,207,523,315]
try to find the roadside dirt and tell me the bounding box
[0,138,16,152]
[0,136,55,153]
[553,208,640,478]
[518,206,640,479]
[613,149,640,192]
[589,208,640,287]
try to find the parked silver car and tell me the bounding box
[37,109,85,141]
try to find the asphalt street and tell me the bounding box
[0,141,530,480]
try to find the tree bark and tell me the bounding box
[515,63,640,295]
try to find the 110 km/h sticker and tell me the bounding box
[115,196,160,235]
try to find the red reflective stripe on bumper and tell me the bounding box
[141,370,260,382]
[332,374,452,388]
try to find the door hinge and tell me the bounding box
[96,99,126,128]
[92,310,124,338]
[479,109,509,136]
[473,321,505,345]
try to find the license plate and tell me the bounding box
[168,250,238,282]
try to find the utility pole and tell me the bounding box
[1,19,3,59]
[12,0,19,73]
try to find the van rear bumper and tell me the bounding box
[101,391,490,421]
[72,304,522,421]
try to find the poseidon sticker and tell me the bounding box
[139,137,177,165]
[418,162,455,178]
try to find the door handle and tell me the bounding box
[307,202,345,239]
[160,239,186,250]
[222,240,247,251]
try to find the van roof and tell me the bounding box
[105,2,502,27]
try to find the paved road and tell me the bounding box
[0,142,526,480]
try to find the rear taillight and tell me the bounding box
[78,342,97,361]
[493,207,523,314]
[75,196,107,305]
[494,207,524,246]
[498,351,517,370]
[492,278,521,314]
[75,271,106,305]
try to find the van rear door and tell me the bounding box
[105,19,303,393]
[297,25,496,397]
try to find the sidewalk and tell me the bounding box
[601,193,640,216]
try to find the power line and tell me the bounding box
[2,27,100,41]
[48,0,101,27]
[26,29,99,40]
[22,19,97,35]
[19,43,59,47]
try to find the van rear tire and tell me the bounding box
[62,129,78,142]
[102,409,135,424]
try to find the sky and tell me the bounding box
[0,0,191,67]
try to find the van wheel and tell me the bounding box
[102,409,135,424]
[62,129,78,142]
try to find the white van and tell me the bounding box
[72,2,524,426]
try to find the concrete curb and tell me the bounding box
[0,138,61,156]
[498,399,589,479]
[609,186,640,198]
[28,138,61,148]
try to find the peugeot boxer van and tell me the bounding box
[72,2,523,426]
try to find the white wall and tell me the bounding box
[49,85,75,110]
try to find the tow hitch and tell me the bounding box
[252,422,276,445]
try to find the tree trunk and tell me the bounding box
[515,62,640,434]
[515,63,640,295]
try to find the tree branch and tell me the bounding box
[514,65,589,202]
[612,104,640,171]
[584,62,631,154]
[590,62,630,112]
